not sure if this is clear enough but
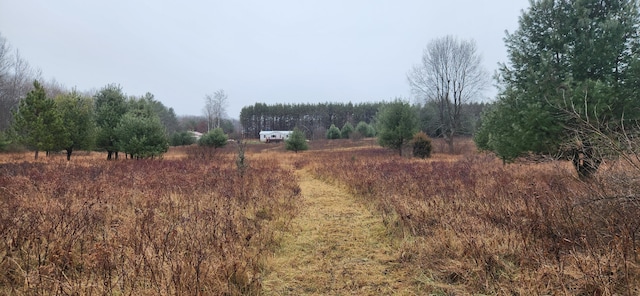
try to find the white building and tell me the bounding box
[188,131,203,140]
[259,130,292,143]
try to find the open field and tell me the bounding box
[0,147,300,295]
[306,139,640,295]
[1,138,639,295]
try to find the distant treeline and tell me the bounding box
[240,102,384,139]
[240,101,489,139]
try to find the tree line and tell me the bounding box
[8,82,181,160]
[240,101,488,140]
[0,32,245,159]
[239,102,384,139]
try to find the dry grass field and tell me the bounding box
[307,138,640,295]
[0,146,300,295]
[1,138,639,295]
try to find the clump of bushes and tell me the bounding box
[412,131,432,158]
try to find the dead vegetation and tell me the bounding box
[308,139,640,295]
[1,138,638,295]
[0,149,299,295]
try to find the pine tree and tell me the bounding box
[376,99,418,156]
[476,0,640,177]
[12,80,68,159]
[286,127,308,153]
[55,90,95,160]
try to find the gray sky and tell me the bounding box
[0,0,530,118]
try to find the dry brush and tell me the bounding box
[309,145,640,295]
[0,151,300,295]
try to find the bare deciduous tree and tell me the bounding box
[0,35,12,131]
[203,93,214,132]
[203,89,228,131]
[0,34,40,131]
[408,35,487,153]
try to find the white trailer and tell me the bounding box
[259,131,292,143]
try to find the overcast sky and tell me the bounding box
[0,0,530,118]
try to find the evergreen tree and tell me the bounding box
[341,122,354,139]
[476,0,640,177]
[55,90,95,160]
[286,127,308,153]
[94,84,128,160]
[116,113,169,159]
[11,80,68,159]
[376,99,418,156]
[326,124,341,139]
[198,127,228,149]
[170,131,196,146]
[355,121,375,137]
[0,131,10,151]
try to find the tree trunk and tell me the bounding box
[445,130,455,154]
[34,150,39,160]
[107,150,113,160]
[66,148,73,161]
[572,141,601,178]
[446,137,454,154]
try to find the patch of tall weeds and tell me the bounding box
[0,153,299,295]
[310,145,640,294]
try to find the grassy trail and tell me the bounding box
[261,168,419,295]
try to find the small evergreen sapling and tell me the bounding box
[286,127,308,153]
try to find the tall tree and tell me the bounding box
[0,34,39,132]
[212,89,228,129]
[203,89,228,131]
[136,92,179,135]
[55,90,95,160]
[94,84,128,160]
[0,34,12,131]
[376,99,418,156]
[475,0,640,178]
[408,35,487,153]
[203,93,214,132]
[11,80,67,159]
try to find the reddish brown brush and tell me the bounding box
[0,150,299,295]
[308,141,640,294]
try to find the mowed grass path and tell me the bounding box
[261,168,420,295]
